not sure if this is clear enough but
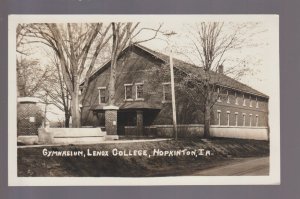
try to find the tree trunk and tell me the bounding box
[204,103,211,138]
[65,113,70,128]
[71,91,81,127]
[108,55,117,105]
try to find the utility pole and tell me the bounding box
[164,31,178,140]
[169,48,178,140]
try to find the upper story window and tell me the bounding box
[162,82,171,102]
[135,83,144,100]
[249,95,253,107]
[98,87,106,104]
[235,92,239,105]
[256,97,259,108]
[124,84,133,101]
[243,94,246,106]
[226,90,230,104]
[217,87,221,102]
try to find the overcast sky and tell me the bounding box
[15,15,278,121]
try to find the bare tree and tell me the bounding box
[177,22,264,138]
[37,54,72,127]
[22,23,112,127]
[16,24,52,97]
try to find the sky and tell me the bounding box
[16,15,279,122]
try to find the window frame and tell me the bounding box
[135,82,144,101]
[249,114,253,126]
[256,114,259,126]
[226,90,230,104]
[235,112,238,126]
[226,111,230,126]
[242,113,246,126]
[217,110,221,126]
[243,94,246,106]
[98,86,106,104]
[235,91,239,105]
[124,83,134,101]
[217,87,222,102]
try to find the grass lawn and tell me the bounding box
[18,138,269,177]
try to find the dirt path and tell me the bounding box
[193,157,269,176]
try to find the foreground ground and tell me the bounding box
[194,157,269,176]
[17,138,269,177]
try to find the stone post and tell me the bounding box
[103,105,119,140]
[136,110,143,136]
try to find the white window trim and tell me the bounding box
[243,94,246,106]
[124,83,133,101]
[217,110,221,126]
[249,114,253,126]
[242,113,246,126]
[235,112,238,126]
[226,111,230,126]
[135,82,144,101]
[217,87,221,102]
[162,82,171,103]
[256,97,259,108]
[256,114,259,126]
[227,90,230,104]
[98,86,106,104]
[235,92,239,105]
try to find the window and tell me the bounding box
[243,94,246,106]
[227,111,230,126]
[256,97,259,108]
[217,110,221,125]
[235,92,239,105]
[249,114,252,126]
[256,115,259,126]
[135,83,144,100]
[235,112,238,126]
[98,87,106,104]
[124,84,133,100]
[249,96,253,107]
[217,87,221,102]
[162,82,171,102]
[227,90,230,104]
[243,113,246,126]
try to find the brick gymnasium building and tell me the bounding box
[81,44,269,140]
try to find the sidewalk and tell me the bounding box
[17,138,172,149]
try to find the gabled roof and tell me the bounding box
[87,44,268,98]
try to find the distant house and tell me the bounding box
[80,44,269,140]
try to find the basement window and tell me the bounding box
[256,115,259,126]
[227,111,230,126]
[217,110,221,126]
[124,84,133,101]
[235,112,238,126]
[98,87,106,104]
